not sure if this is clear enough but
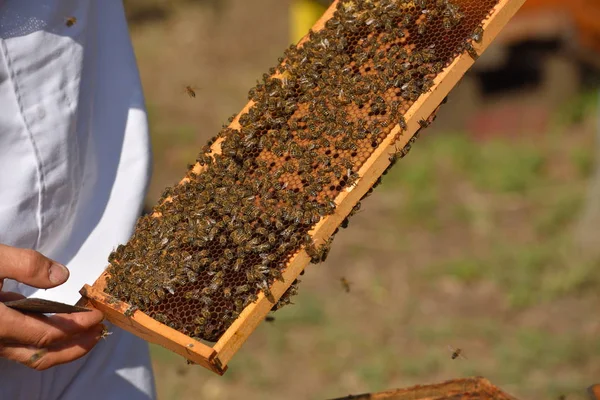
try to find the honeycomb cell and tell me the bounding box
[105,0,499,342]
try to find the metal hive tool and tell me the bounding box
[79,0,527,375]
[2,298,91,314]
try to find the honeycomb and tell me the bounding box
[105,0,498,342]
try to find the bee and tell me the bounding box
[154,313,168,325]
[184,85,199,98]
[387,145,404,168]
[340,277,351,293]
[201,308,211,319]
[418,118,430,128]
[223,287,232,299]
[260,253,277,264]
[210,278,224,292]
[348,202,361,217]
[234,298,245,313]
[185,268,198,284]
[265,315,275,322]
[306,238,332,264]
[235,284,250,294]
[464,42,479,60]
[281,225,295,238]
[223,248,235,260]
[99,324,113,340]
[471,26,484,43]
[244,293,259,307]
[448,345,468,360]
[65,16,77,27]
[258,281,275,303]
[231,229,250,245]
[124,305,139,317]
[183,290,196,300]
[398,116,408,131]
[442,16,453,30]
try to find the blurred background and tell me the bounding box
[122,0,600,398]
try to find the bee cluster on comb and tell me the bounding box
[104,0,498,343]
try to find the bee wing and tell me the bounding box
[459,351,468,360]
[447,345,456,352]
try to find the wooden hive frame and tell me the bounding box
[78,0,527,376]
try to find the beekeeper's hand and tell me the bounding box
[0,244,105,370]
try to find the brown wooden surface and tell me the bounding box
[81,0,527,375]
[328,377,520,400]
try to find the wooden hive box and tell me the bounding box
[328,377,520,400]
[78,0,527,375]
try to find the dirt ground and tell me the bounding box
[123,1,600,399]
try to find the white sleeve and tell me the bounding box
[0,1,156,399]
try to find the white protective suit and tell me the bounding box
[0,1,157,399]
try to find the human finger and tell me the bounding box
[0,244,69,289]
[0,324,104,371]
[0,304,104,348]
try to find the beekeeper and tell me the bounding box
[0,1,156,399]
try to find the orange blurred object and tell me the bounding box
[498,0,600,62]
[588,384,600,400]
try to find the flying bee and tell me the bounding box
[448,345,468,360]
[65,16,77,27]
[100,324,113,340]
[265,315,275,322]
[340,277,351,293]
[183,85,199,98]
